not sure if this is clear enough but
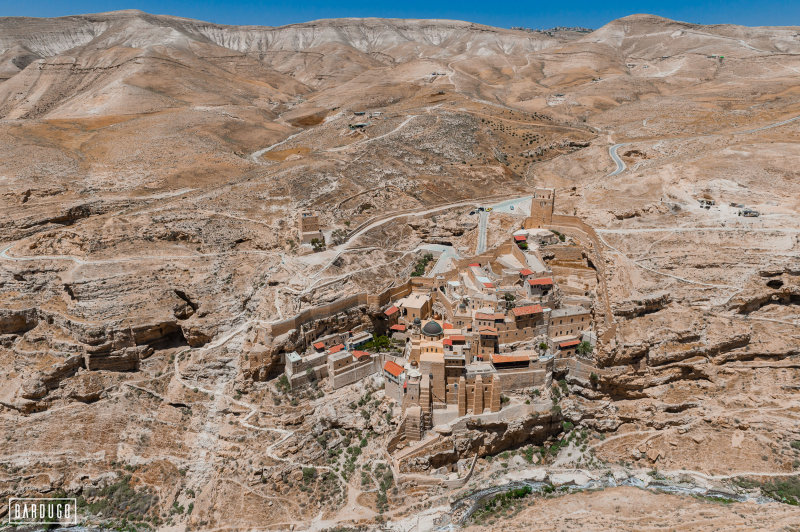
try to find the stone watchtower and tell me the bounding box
[526,188,555,228]
[298,212,324,244]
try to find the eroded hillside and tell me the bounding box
[0,10,798,531]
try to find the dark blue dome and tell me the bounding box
[422,321,443,337]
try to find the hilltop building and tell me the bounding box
[299,212,324,244]
[525,188,555,228]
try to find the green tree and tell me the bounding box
[310,237,326,252]
[577,341,593,355]
[302,467,318,483]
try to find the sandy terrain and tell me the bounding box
[0,9,798,531]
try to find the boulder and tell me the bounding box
[550,471,591,487]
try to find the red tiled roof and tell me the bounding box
[514,235,527,242]
[469,263,480,267]
[313,341,325,350]
[475,312,494,320]
[384,305,399,316]
[559,339,580,349]
[443,322,454,329]
[384,360,404,377]
[492,353,531,364]
[389,324,406,332]
[483,282,494,288]
[528,277,554,286]
[351,350,371,359]
[443,338,453,346]
[520,268,533,276]
[328,343,345,354]
[448,334,466,342]
[511,304,543,317]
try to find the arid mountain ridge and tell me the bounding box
[2,11,799,118]
[0,9,798,531]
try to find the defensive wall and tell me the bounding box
[268,280,414,339]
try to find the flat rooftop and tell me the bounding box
[550,306,591,318]
[396,292,430,309]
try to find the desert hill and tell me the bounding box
[0,10,798,531]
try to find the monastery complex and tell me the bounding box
[283,189,600,443]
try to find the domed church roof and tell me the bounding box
[421,320,444,337]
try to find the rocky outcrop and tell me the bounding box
[613,291,671,318]
[728,270,800,314]
[399,409,562,473]
[407,215,477,241]
[647,333,750,366]
[84,345,151,371]
[21,354,84,400]
[597,362,713,399]
[0,307,38,334]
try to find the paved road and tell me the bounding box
[489,195,532,214]
[476,210,489,254]
[606,113,800,177]
[739,114,800,134]
[421,244,460,276]
[312,198,502,281]
[607,143,630,176]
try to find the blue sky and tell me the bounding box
[1,0,797,29]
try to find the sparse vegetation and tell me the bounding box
[411,253,434,277]
[310,237,326,252]
[362,334,392,351]
[302,467,318,483]
[331,228,348,245]
[471,485,532,524]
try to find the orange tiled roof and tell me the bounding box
[313,341,325,350]
[389,324,406,331]
[483,282,494,288]
[443,338,453,346]
[559,339,580,349]
[328,344,345,354]
[352,350,371,359]
[511,304,543,317]
[528,277,554,286]
[520,268,533,276]
[384,360,404,377]
[384,305,399,316]
[514,235,527,242]
[448,334,466,342]
[443,322,454,329]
